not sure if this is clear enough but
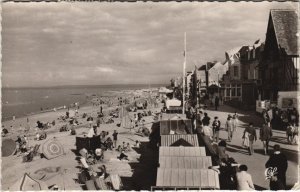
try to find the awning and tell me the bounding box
[166,99,181,109]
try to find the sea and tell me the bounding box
[1,84,163,121]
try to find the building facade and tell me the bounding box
[222,41,264,108]
[259,9,299,101]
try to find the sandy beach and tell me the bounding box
[1,88,162,190]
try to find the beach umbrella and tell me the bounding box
[41,138,64,160]
[9,173,48,190]
[2,139,16,157]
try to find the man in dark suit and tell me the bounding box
[265,144,288,189]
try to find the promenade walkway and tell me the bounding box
[204,105,299,190]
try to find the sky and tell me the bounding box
[1,2,298,87]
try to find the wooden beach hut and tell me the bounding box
[160,119,192,135]
[159,146,206,157]
[160,113,187,121]
[153,168,220,190]
[160,134,199,146]
[159,156,212,169]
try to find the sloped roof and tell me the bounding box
[198,65,207,70]
[225,46,242,59]
[270,9,298,56]
[161,134,199,146]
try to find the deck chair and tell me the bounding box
[110,174,123,190]
[32,144,41,156]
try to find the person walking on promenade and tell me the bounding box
[260,123,273,155]
[262,109,271,127]
[286,123,295,144]
[202,113,211,126]
[236,164,255,190]
[233,112,239,131]
[215,96,219,111]
[265,144,288,189]
[112,130,118,148]
[243,123,257,155]
[225,116,233,142]
[212,116,221,143]
[202,122,212,141]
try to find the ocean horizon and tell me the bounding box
[1,84,165,121]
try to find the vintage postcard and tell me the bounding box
[1,1,299,191]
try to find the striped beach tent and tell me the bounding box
[41,138,65,160]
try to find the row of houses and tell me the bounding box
[185,9,299,110]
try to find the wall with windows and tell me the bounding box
[224,83,242,101]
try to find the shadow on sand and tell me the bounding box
[121,142,158,190]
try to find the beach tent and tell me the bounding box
[9,173,48,190]
[76,137,89,151]
[41,138,65,160]
[75,136,101,152]
[2,139,16,157]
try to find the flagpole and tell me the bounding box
[182,32,186,115]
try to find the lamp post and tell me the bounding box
[218,72,220,97]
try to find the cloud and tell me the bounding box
[2,1,297,87]
[95,67,115,73]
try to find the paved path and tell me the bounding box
[203,105,299,190]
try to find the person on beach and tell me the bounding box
[265,144,288,189]
[212,117,221,143]
[112,130,118,148]
[117,150,129,161]
[134,140,141,148]
[260,123,273,155]
[225,116,233,142]
[236,164,255,190]
[87,126,95,138]
[87,116,93,128]
[243,123,257,155]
